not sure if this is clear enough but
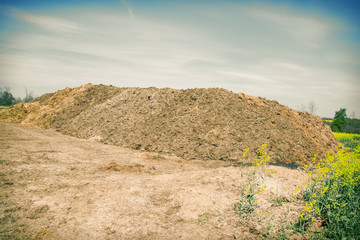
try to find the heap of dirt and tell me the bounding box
[0,83,338,164]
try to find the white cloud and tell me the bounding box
[121,0,134,17]
[246,7,333,45]
[267,61,312,77]
[12,9,81,33]
[215,70,273,83]
[270,62,307,71]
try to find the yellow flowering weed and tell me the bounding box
[299,145,360,239]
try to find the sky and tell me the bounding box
[0,0,359,118]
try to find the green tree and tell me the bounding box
[331,108,347,132]
[0,87,16,106]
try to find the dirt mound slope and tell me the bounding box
[0,83,337,164]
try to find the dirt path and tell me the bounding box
[0,123,307,239]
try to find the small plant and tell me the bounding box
[263,215,274,237]
[236,185,258,220]
[196,213,210,226]
[236,144,271,219]
[271,196,290,205]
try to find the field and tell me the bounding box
[334,132,360,149]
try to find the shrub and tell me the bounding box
[299,146,360,239]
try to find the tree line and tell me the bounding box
[0,87,35,106]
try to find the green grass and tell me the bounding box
[333,132,360,149]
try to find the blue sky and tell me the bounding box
[0,0,359,117]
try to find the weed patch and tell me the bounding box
[270,196,290,205]
[236,144,272,219]
[297,145,360,239]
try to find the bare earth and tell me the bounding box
[0,122,307,239]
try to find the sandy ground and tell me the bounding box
[0,123,307,239]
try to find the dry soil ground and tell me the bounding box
[1,122,308,239]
